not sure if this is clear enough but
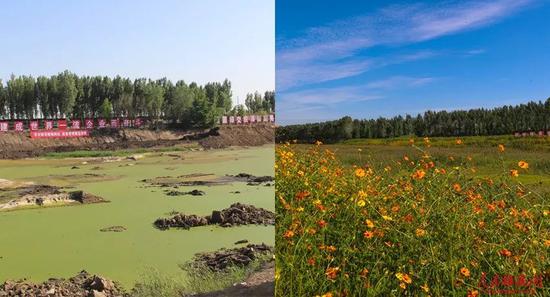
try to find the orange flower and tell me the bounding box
[395,272,412,284]
[317,219,328,228]
[499,248,512,257]
[467,289,480,297]
[518,161,529,169]
[283,230,295,239]
[456,139,463,145]
[325,267,340,280]
[415,228,426,237]
[412,169,426,180]
[355,168,366,178]
[307,257,315,266]
[363,230,374,239]
[510,169,519,177]
[498,144,505,152]
[295,191,310,201]
[460,267,470,278]
[453,183,462,192]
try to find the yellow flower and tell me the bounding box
[355,168,366,178]
[382,215,393,221]
[415,228,426,237]
[365,219,375,228]
[357,200,366,207]
[498,144,505,152]
[518,160,529,169]
[358,190,368,199]
[420,283,430,293]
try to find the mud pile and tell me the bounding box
[199,124,274,149]
[191,243,273,271]
[0,271,127,297]
[227,173,274,185]
[0,184,107,211]
[154,203,275,230]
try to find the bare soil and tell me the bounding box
[0,124,274,159]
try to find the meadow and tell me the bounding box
[275,136,549,296]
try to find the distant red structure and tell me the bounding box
[220,114,275,125]
[513,130,550,137]
[0,117,145,134]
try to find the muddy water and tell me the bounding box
[0,146,274,288]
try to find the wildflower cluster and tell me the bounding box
[275,141,549,296]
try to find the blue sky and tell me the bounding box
[276,0,550,125]
[0,0,274,103]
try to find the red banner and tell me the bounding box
[30,121,39,131]
[14,121,24,132]
[30,130,89,139]
[58,119,67,130]
[134,118,143,127]
[72,120,81,129]
[85,119,94,129]
[45,120,54,130]
[110,118,119,128]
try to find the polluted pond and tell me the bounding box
[0,146,274,288]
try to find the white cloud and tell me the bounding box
[277,0,532,91]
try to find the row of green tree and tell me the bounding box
[276,99,550,143]
[0,71,274,128]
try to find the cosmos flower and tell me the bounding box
[518,161,529,169]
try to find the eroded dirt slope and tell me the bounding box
[0,124,274,159]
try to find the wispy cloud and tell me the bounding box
[277,76,436,124]
[277,0,532,91]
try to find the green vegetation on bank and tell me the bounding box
[133,255,273,297]
[42,145,198,159]
[276,99,550,143]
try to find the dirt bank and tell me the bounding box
[198,124,274,149]
[0,271,127,297]
[0,124,274,159]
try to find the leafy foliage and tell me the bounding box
[276,99,550,143]
[0,71,274,129]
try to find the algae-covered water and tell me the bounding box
[0,146,274,288]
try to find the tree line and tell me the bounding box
[0,70,274,128]
[276,99,550,143]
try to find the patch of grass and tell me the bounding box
[132,254,273,297]
[43,145,197,159]
[276,141,550,296]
